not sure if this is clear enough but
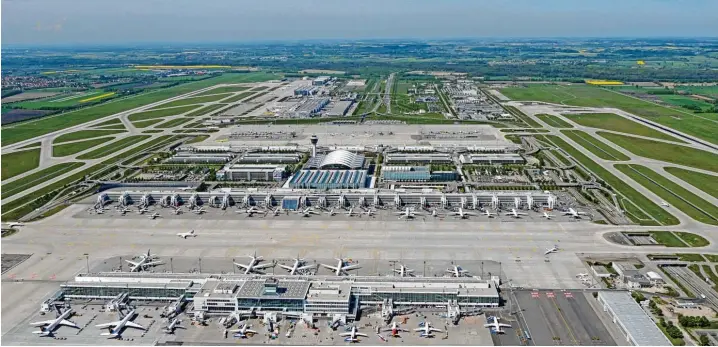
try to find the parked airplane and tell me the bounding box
[325,209,337,216]
[414,322,443,338]
[446,265,469,277]
[431,209,443,218]
[230,324,257,338]
[96,309,145,338]
[7,222,24,228]
[385,322,409,337]
[126,250,162,272]
[178,187,194,191]
[449,208,476,219]
[504,209,528,218]
[137,207,149,215]
[339,326,368,343]
[30,309,78,337]
[360,209,376,216]
[95,208,105,214]
[271,207,285,216]
[192,207,207,214]
[177,230,197,239]
[234,252,275,274]
[279,258,316,275]
[542,212,555,219]
[483,210,496,218]
[395,208,423,219]
[660,201,671,207]
[163,318,183,334]
[544,245,559,255]
[392,264,414,277]
[296,208,320,217]
[563,208,588,219]
[172,207,182,215]
[321,258,361,276]
[237,206,261,216]
[576,273,589,278]
[484,317,511,334]
[149,212,161,220]
[119,207,132,215]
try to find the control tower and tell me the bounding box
[310,135,318,158]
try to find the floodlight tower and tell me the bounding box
[310,135,318,158]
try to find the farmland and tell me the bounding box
[561,130,630,161]
[500,84,718,145]
[599,132,718,172]
[53,137,115,157]
[562,113,683,142]
[1,148,41,179]
[0,162,85,199]
[535,114,573,128]
[664,167,718,199]
[54,129,126,143]
[76,135,151,160]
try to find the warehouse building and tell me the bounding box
[385,153,453,164]
[459,153,526,165]
[313,76,332,86]
[597,291,672,346]
[294,86,319,96]
[216,164,285,181]
[167,152,235,164]
[382,166,457,182]
[296,98,330,117]
[237,152,302,164]
[326,100,354,117]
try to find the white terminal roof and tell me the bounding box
[598,291,671,346]
[319,150,365,169]
[646,271,663,280]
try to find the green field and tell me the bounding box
[674,232,710,247]
[184,104,228,117]
[132,119,165,128]
[1,72,278,145]
[194,86,251,96]
[142,130,164,134]
[154,118,193,128]
[561,130,630,161]
[148,93,233,110]
[660,95,715,112]
[535,114,573,128]
[664,167,718,199]
[53,137,114,157]
[92,118,123,127]
[1,148,41,180]
[542,135,678,225]
[128,105,198,122]
[94,124,126,130]
[615,164,718,225]
[562,113,684,142]
[504,106,541,127]
[1,162,85,199]
[11,90,114,110]
[677,254,706,262]
[500,84,718,145]
[221,91,256,103]
[18,142,41,149]
[77,135,151,160]
[599,132,718,172]
[674,86,718,98]
[54,129,126,143]
[650,231,689,247]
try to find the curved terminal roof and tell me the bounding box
[319,150,365,169]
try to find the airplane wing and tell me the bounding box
[125,260,140,267]
[96,321,120,328]
[125,321,146,330]
[356,333,369,337]
[253,262,275,269]
[278,264,293,271]
[298,264,317,271]
[141,261,162,267]
[29,320,55,326]
[321,264,339,272]
[59,320,79,328]
[234,263,250,270]
[339,332,352,337]
[498,323,511,328]
[342,264,361,271]
[413,328,424,332]
[483,324,492,327]
[503,212,512,216]
[246,329,257,334]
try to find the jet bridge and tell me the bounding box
[118,192,131,207]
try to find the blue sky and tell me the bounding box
[2,0,717,45]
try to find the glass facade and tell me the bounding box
[237,298,304,311]
[61,284,187,301]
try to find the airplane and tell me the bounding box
[484,317,511,334]
[271,207,285,216]
[563,208,588,219]
[237,206,261,217]
[119,207,132,215]
[660,201,671,207]
[483,210,497,218]
[138,249,159,260]
[30,309,79,337]
[345,208,356,217]
[149,212,161,220]
[7,222,24,228]
[431,209,443,218]
[230,323,257,338]
[126,251,162,272]
[339,326,368,343]
[192,207,207,214]
[177,230,197,239]
[394,208,423,219]
[384,322,409,337]
[449,208,476,219]
[576,273,589,278]
[544,244,559,255]
[296,208,320,217]
[234,252,275,274]
[163,318,183,334]
[504,209,528,218]
[392,264,414,277]
[137,207,149,215]
[321,258,361,276]
[361,209,376,216]
[278,257,316,275]
[96,309,145,338]
[325,209,337,216]
[178,187,193,191]
[542,212,556,219]
[446,265,469,278]
[172,207,182,215]
[95,208,105,214]
[414,322,443,338]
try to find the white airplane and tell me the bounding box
[392,264,414,277]
[542,212,556,219]
[137,207,149,215]
[446,265,469,277]
[231,323,257,338]
[163,318,183,334]
[563,208,588,219]
[576,273,589,278]
[339,326,368,343]
[119,207,132,215]
[385,322,409,337]
[325,209,337,216]
[271,207,285,216]
[30,309,78,337]
[178,187,193,191]
[395,208,423,219]
[177,229,197,239]
[414,322,443,338]
[126,251,162,272]
[431,209,443,218]
[234,252,275,274]
[361,209,376,216]
[192,207,207,214]
[7,222,24,228]
[345,208,356,217]
[483,210,497,218]
[544,244,559,255]
[96,309,145,338]
[96,208,105,214]
[449,208,476,219]
[237,206,261,216]
[504,209,528,218]
[484,317,511,334]
[172,207,182,215]
[660,201,671,207]
[321,258,361,276]
[149,212,161,219]
[296,208,320,217]
[279,258,316,275]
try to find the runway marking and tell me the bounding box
[550,294,578,345]
[564,292,573,298]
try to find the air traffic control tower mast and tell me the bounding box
[310,135,318,158]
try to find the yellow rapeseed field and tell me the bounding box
[79,92,116,103]
[585,80,624,86]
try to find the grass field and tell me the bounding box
[184,104,228,117]
[1,148,41,180]
[542,135,678,225]
[148,93,233,110]
[128,105,198,122]
[500,84,718,145]
[132,119,165,128]
[674,232,710,247]
[1,162,85,199]
[504,106,541,127]
[561,130,630,161]
[221,91,256,103]
[535,114,573,128]
[562,113,684,142]
[54,129,126,143]
[599,132,718,172]
[659,95,715,112]
[154,118,193,128]
[11,90,112,109]
[194,86,251,96]
[615,164,718,225]
[676,254,706,262]
[1,72,279,146]
[77,135,151,160]
[53,137,115,157]
[94,124,126,130]
[650,231,689,247]
[141,130,164,134]
[664,167,718,199]
[18,142,41,149]
[92,118,123,127]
